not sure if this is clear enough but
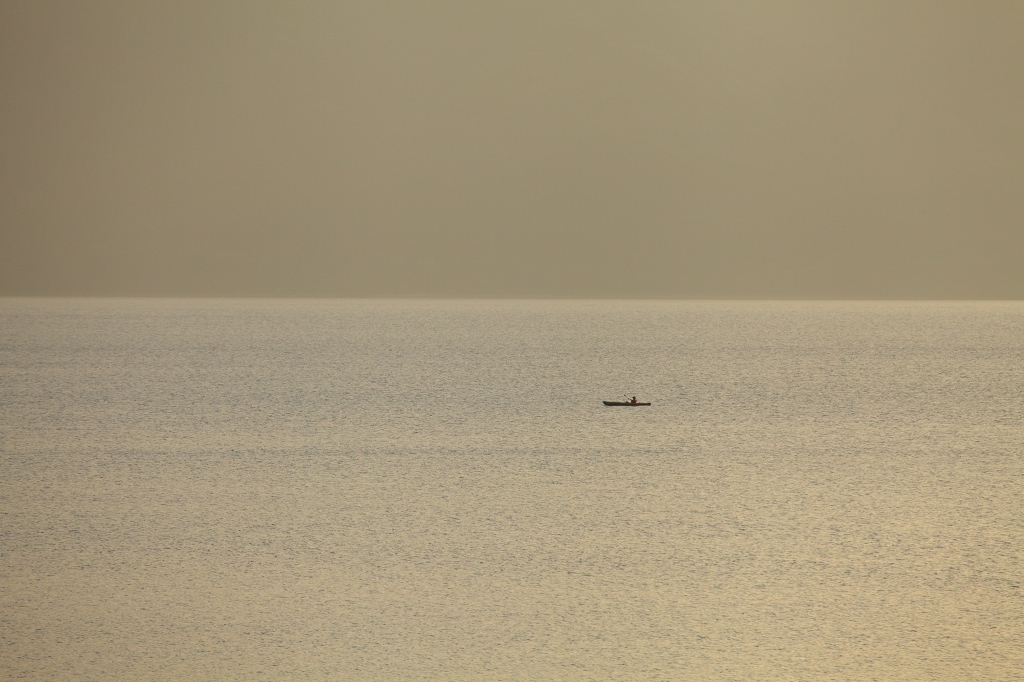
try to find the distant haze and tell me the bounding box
[2,1,1022,298]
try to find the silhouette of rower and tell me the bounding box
[630,396,637,404]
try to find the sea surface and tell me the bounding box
[1,298,1022,680]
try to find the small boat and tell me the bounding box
[603,400,651,406]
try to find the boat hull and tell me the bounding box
[603,401,651,406]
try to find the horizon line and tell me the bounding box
[2,295,1022,303]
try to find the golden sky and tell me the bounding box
[2,1,1022,297]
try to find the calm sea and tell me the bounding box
[1,299,1022,680]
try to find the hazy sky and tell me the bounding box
[2,1,1022,298]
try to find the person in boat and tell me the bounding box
[631,396,637,404]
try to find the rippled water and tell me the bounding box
[1,299,1022,680]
